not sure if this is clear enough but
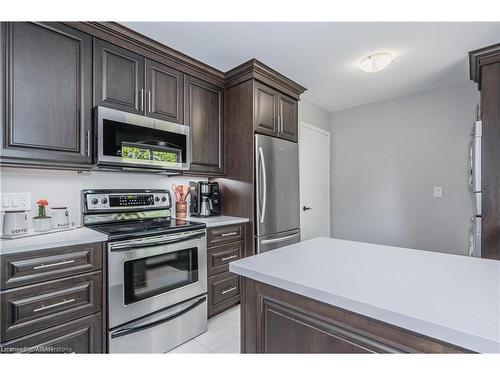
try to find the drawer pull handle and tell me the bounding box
[33,298,76,313]
[33,259,75,270]
[220,232,238,237]
[221,286,237,295]
[221,255,238,262]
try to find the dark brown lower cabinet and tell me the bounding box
[240,278,472,353]
[206,224,245,318]
[0,242,106,353]
[1,313,102,354]
[208,271,240,318]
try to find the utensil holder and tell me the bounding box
[176,201,188,219]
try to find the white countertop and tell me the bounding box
[229,237,500,353]
[186,215,249,228]
[0,227,108,255]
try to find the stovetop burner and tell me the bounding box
[89,217,206,241]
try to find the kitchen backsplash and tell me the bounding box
[0,168,205,231]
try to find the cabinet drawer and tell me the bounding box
[208,272,239,317]
[1,313,102,353]
[207,224,244,247]
[1,242,103,290]
[207,241,243,276]
[1,271,102,342]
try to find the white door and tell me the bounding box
[299,122,331,240]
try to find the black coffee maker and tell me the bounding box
[189,181,220,217]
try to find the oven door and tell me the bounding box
[108,229,206,328]
[96,106,191,171]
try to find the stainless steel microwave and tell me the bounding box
[95,107,190,172]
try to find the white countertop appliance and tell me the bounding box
[468,104,482,257]
[82,189,207,353]
[2,211,28,238]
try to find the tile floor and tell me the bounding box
[168,305,240,353]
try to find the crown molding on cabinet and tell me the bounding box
[469,42,500,88]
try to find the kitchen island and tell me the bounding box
[229,237,500,353]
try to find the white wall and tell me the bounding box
[330,82,479,255]
[299,99,332,132]
[0,168,202,232]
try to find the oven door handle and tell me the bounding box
[110,296,206,339]
[110,231,205,252]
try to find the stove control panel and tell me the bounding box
[83,190,171,212]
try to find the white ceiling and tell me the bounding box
[122,22,500,112]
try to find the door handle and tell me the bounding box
[220,232,238,237]
[33,298,75,313]
[303,206,312,211]
[221,286,237,295]
[33,259,75,270]
[259,147,267,224]
[139,89,144,112]
[261,233,299,245]
[221,254,238,262]
[147,90,152,113]
[86,130,91,157]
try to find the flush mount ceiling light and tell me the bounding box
[358,52,394,73]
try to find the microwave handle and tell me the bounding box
[110,231,205,252]
[110,296,206,339]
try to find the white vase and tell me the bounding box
[33,217,52,232]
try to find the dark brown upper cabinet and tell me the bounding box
[185,75,224,175]
[254,81,278,136]
[253,81,298,142]
[94,39,185,125]
[278,93,298,142]
[93,38,145,115]
[0,22,92,166]
[145,59,184,124]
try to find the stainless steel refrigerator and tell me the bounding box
[255,134,301,253]
[468,104,482,257]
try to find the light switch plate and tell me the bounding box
[433,186,443,198]
[0,193,32,211]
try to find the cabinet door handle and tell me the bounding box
[220,231,238,237]
[33,298,75,313]
[148,90,152,113]
[86,130,91,157]
[140,89,144,112]
[221,254,238,262]
[33,259,75,270]
[221,286,237,295]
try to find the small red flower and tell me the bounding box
[36,199,49,207]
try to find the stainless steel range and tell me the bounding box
[82,189,207,353]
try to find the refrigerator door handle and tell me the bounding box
[261,233,299,245]
[468,221,474,257]
[258,146,267,224]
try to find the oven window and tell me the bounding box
[123,247,198,305]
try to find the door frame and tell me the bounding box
[299,121,331,238]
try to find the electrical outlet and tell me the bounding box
[433,186,443,198]
[0,193,32,211]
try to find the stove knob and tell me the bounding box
[101,198,108,204]
[155,196,160,202]
[161,196,167,202]
[91,198,98,205]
